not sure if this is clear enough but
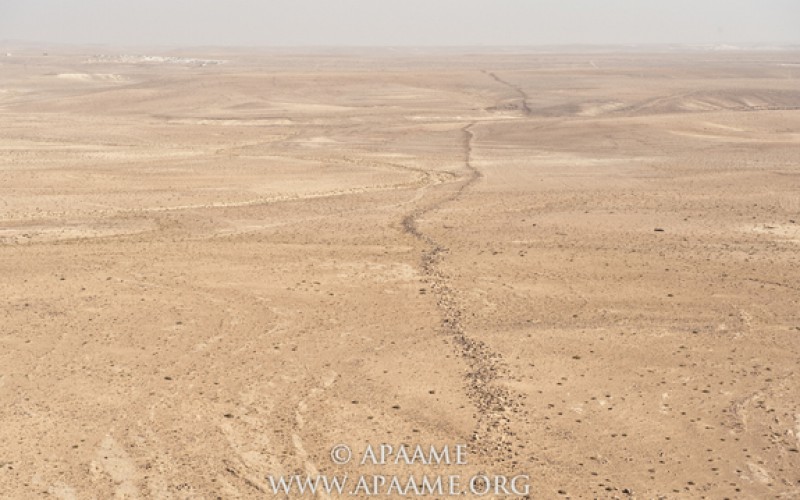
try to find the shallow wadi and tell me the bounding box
[1,47,799,498]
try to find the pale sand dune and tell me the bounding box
[0,49,799,499]
[56,73,126,83]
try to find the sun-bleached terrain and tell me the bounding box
[1,47,799,498]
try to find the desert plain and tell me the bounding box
[1,47,800,499]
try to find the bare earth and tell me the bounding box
[1,48,799,499]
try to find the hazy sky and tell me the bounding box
[1,0,798,47]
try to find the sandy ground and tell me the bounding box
[1,47,799,499]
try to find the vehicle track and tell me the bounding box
[401,124,521,468]
[483,71,532,116]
